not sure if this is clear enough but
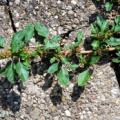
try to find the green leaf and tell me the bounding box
[91,40,100,50]
[30,51,37,58]
[68,64,79,70]
[57,68,69,85]
[91,24,99,34]
[111,22,115,32]
[115,16,120,25]
[61,57,70,64]
[112,58,120,63]
[116,51,120,57]
[78,69,90,86]
[91,34,97,38]
[105,2,113,11]
[44,42,60,50]
[74,31,84,48]
[38,49,43,54]
[106,37,120,46]
[97,16,104,28]
[77,31,84,42]
[74,41,82,48]
[0,35,6,47]
[44,38,49,44]
[89,56,100,64]
[35,22,49,38]
[16,62,29,82]
[57,47,61,53]
[5,63,16,83]
[99,31,106,37]
[48,63,59,74]
[11,30,25,53]
[115,25,120,32]
[25,24,34,42]
[0,68,6,75]
[23,59,30,67]
[116,46,120,50]
[50,57,56,63]
[51,35,61,43]
[101,20,109,31]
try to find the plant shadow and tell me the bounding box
[31,57,50,76]
[34,31,45,44]
[0,77,22,114]
[111,62,120,87]
[71,83,85,102]
[42,74,54,91]
[50,83,62,106]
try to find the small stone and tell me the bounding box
[65,110,71,117]
[67,5,72,10]
[60,21,66,26]
[116,116,120,120]
[80,114,84,119]
[97,71,103,76]
[73,18,79,24]
[89,5,96,11]
[69,83,74,89]
[72,24,77,28]
[1,111,6,118]
[111,87,119,95]
[51,106,56,113]
[61,39,67,43]
[58,27,65,34]
[62,96,66,102]
[54,15,58,19]
[57,0,61,4]
[15,0,20,4]
[35,6,39,10]
[15,22,19,28]
[68,10,74,15]
[71,0,78,5]
[45,97,50,103]
[54,116,59,120]
[22,93,27,97]
[31,108,40,119]
[40,116,45,120]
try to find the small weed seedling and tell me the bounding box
[0,16,120,86]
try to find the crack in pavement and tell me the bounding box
[4,0,16,33]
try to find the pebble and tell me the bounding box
[111,87,119,95]
[1,111,6,118]
[65,110,71,117]
[54,116,59,120]
[35,6,39,11]
[15,22,19,28]
[68,10,74,15]
[15,0,20,4]
[31,108,40,120]
[40,116,45,120]
[73,18,79,24]
[89,5,96,11]
[67,5,72,10]
[71,0,78,5]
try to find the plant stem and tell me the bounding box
[0,47,116,59]
[76,47,116,54]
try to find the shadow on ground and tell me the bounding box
[50,83,62,106]
[71,84,85,102]
[0,77,22,113]
[111,62,120,87]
